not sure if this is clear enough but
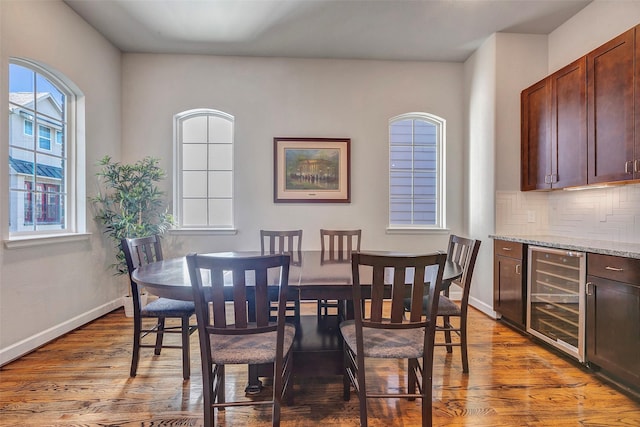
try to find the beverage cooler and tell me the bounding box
[527,246,586,362]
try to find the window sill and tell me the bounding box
[169,228,238,236]
[386,227,450,235]
[4,232,91,249]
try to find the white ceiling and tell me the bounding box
[64,0,592,62]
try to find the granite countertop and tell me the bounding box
[489,234,640,260]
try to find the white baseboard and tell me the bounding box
[0,298,123,366]
[469,296,498,319]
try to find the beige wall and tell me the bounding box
[0,0,122,364]
[121,54,465,255]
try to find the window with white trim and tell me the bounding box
[8,59,83,237]
[174,109,234,230]
[24,120,33,136]
[389,113,445,229]
[38,125,51,150]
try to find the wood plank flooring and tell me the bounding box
[1,303,639,426]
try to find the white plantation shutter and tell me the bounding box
[389,113,445,228]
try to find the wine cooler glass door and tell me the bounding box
[527,246,586,362]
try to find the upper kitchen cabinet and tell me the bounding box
[521,58,587,191]
[521,77,551,191]
[587,26,638,184]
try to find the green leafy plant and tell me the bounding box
[92,155,174,275]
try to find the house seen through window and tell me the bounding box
[389,113,445,229]
[174,109,234,230]
[8,59,79,235]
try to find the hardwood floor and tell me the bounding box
[1,303,639,426]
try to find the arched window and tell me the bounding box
[389,113,445,229]
[8,59,84,238]
[174,109,234,230]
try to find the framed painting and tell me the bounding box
[273,137,351,203]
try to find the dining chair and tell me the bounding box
[121,235,197,380]
[341,251,447,427]
[436,236,481,373]
[318,229,361,317]
[403,235,481,373]
[260,229,303,322]
[186,252,295,427]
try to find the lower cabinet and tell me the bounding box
[586,254,640,390]
[493,240,527,330]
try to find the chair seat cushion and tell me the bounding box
[211,323,296,364]
[437,296,461,316]
[141,298,195,317]
[340,320,425,359]
[403,295,462,317]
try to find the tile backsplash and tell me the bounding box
[496,184,640,243]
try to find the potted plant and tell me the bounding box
[91,155,174,315]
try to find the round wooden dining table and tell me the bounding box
[132,250,463,301]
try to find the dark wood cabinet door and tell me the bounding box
[635,24,640,179]
[552,57,587,188]
[586,275,640,388]
[494,242,525,329]
[522,58,587,191]
[587,28,635,184]
[521,78,552,191]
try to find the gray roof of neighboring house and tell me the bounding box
[9,157,63,179]
[9,92,61,113]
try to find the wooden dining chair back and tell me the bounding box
[436,235,481,373]
[320,229,361,261]
[186,253,295,427]
[121,235,197,380]
[260,229,303,256]
[260,229,303,321]
[446,234,476,291]
[318,229,362,317]
[340,251,447,427]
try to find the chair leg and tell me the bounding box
[154,317,166,355]
[460,317,469,373]
[272,399,281,427]
[203,361,213,426]
[356,352,368,427]
[294,299,301,325]
[181,316,190,380]
[343,348,351,401]
[130,316,142,377]
[219,365,226,406]
[422,356,433,427]
[408,358,417,400]
[442,315,453,353]
[272,358,283,426]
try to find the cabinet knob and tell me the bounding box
[515,264,521,275]
[605,266,624,272]
[586,281,593,296]
[502,247,512,251]
[635,159,639,173]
